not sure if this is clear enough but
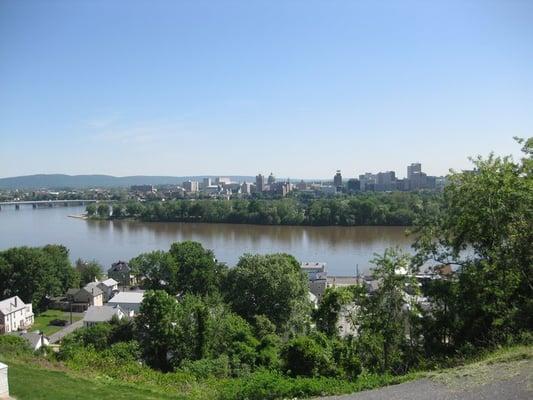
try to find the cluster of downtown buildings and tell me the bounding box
[130,162,446,199]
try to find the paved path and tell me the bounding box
[319,357,532,400]
[48,319,84,344]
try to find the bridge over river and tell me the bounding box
[0,199,101,210]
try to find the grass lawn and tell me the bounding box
[7,360,183,400]
[32,310,83,335]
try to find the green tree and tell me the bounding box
[169,241,224,296]
[314,285,365,337]
[136,290,180,371]
[97,203,110,218]
[414,137,533,348]
[356,248,421,373]
[129,251,178,293]
[85,203,96,216]
[0,246,76,312]
[75,259,103,286]
[224,253,310,334]
[112,204,124,219]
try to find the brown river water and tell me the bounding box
[0,205,414,275]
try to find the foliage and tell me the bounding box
[0,244,78,312]
[129,251,179,294]
[355,248,422,374]
[97,203,110,218]
[224,253,310,334]
[282,335,335,377]
[414,137,533,350]
[169,241,225,296]
[314,285,365,337]
[75,258,103,286]
[135,290,181,371]
[107,192,437,226]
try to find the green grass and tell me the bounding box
[32,310,82,335]
[7,360,183,400]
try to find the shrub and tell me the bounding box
[282,336,334,377]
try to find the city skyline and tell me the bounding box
[1,1,532,178]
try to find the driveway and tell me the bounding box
[318,356,532,400]
[48,319,84,344]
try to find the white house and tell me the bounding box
[107,291,144,316]
[83,305,125,327]
[0,296,34,334]
[0,362,8,399]
[97,278,119,302]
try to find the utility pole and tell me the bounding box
[356,263,360,284]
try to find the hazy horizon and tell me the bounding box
[1,1,531,178]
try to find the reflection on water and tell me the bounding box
[0,205,415,275]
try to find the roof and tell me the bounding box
[0,296,26,315]
[108,261,130,273]
[99,278,118,287]
[84,305,123,322]
[83,283,103,296]
[11,331,46,349]
[66,288,80,296]
[108,291,144,304]
[0,362,6,369]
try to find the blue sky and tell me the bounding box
[0,0,532,179]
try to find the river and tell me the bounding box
[0,205,415,275]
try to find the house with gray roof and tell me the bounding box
[83,305,125,327]
[10,331,49,351]
[0,296,34,334]
[97,278,119,301]
[107,291,144,316]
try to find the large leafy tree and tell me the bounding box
[414,138,533,348]
[169,241,225,296]
[0,245,77,312]
[224,253,310,334]
[129,251,178,294]
[136,290,180,371]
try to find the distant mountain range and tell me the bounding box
[0,174,258,189]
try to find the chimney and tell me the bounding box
[14,297,17,307]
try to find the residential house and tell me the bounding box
[83,305,125,327]
[0,296,34,334]
[67,284,103,307]
[108,261,137,287]
[97,278,119,301]
[107,291,144,316]
[11,331,49,351]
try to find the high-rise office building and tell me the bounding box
[333,170,343,188]
[267,173,276,185]
[407,163,422,180]
[255,174,265,192]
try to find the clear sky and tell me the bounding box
[0,0,532,179]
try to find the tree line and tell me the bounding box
[87,192,438,226]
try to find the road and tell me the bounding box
[48,319,84,344]
[319,355,532,400]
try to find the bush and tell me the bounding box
[282,336,335,377]
[179,355,231,379]
[218,370,359,400]
[0,335,31,356]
